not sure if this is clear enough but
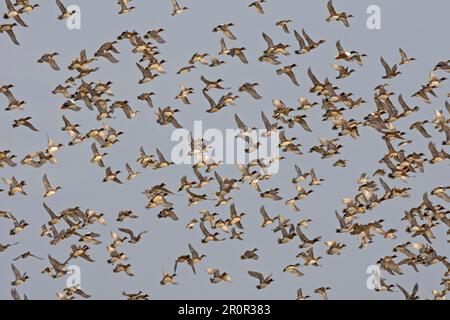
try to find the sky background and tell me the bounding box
[0,0,449,300]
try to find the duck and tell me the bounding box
[296,225,322,248]
[177,65,196,75]
[175,86,194,104]
[95,42,120,63]
[111,100,139,119]
[0,84,17,101]
[111,230,128,246]
[157,207,178,220]
[137,92,155,108]
[118,0,135,14]
[428,142,449,164]
[12,117,39,131]
[0,242,18,253]
[399,48,415,65]
[122,292,149,300]
[276,64,299,86]
[409,120,431,138]
[125,163,140,180]
[398,94,419,117]
[201,76,229,91]
[38,52,60,70]
[396,283,419,300]
[147,59,167,73]
[260,188,282,201]
[209,57,226,67]
[333,159,348,167]
[103,167,123,184]
[238,82,262,100]
[3,176,27,196]
[118,228,147,244]
[90,143,107,167]
[296,289,310,300]
[433,60,450,72]
[17,1,40,14]
[0,150,17,167]
[431,186,450,202]
[57,286,91,300]
[294,29,325,55]
[241,248,259,260]
[154,148,174,168]
[193,166,214,188]
[107,249,128,264]
[116,210,138,222]
[8,212,29,235]
[187,188,209,206]
[171,0,188,16]
[160,272,177,285]
[199,210,218,227]
[288,114,312,132]
[189,53,209,65]
[380,56,401,79]
[297,247,322,266]
[262,34,290,56]
[42,255,71,278]
[156,106,182,128]
[185,218,198,230]
[69,245,94,262]
[428,72,448,88]
[56,0,76,20]
[258,52,281,65]
[277,223,296,244]
[4,0,28,27]
[248,271,273,289]
[259,206,277,228]
[144,28,166,43]
[261,111,283,136]
[335,41,367,65]
[0,23,19,44]
[283,264,304,277]
[43,174,62,197]
[326,0,353,27]
[249,1,266,14]
[324,241,346,255]
[374,278,395,292]
[275,19,292,33]
[188,243,206,265]
[11,264,29,286]
[206,268,232,283]
[228,204,245,229]
[332,64,355,79]
[309,168,324,186]
[291,165,309,184]
[136,62,159,84]
[314,287,331,300]
[172,254,192,275]
[200,222,222,243]
[230,227,244,240]
[113,264,134,276]
[229,47,249,64]
[212,23,236,40]
[11,288,27,300]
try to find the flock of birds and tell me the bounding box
[1,0,449,300]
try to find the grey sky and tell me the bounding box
[0,0,449,300]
